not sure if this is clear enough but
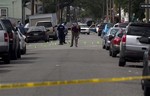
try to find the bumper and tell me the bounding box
[124,50,144,60]
[0,46,9,56]
[113,45,120,53]
[26,35,45,41]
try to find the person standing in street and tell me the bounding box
[57,24,65,45]
[70,23,80,47]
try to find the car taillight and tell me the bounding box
[113,38,120,45]
[122,35,126,43]
[9,33,13,41]
[4,33,9,42]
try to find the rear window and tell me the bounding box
[109,29,119,35]
[127,26,150,36]
[36,22,52,28]
[1,20,14,31]
[28,27,45,32]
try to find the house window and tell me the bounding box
[0,8,8,17]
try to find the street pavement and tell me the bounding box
[0,32,144,96]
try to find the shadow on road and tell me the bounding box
[126,65,143,68]
[11,56,39,64]
[0,69,11,73]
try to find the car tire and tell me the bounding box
[17,47,21,59]
[112,51,117,57]
[2,54,10,64]
[22,46,26,55]
[103,45,105,49]
[87,33,90,35]
[106,46,109,50]
[11,49,18,60]
[144,86,150,96]
[119,57,126,67]
[53,35,58,40]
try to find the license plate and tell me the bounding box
[34,33,38,36]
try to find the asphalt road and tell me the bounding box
[0,32,144,96]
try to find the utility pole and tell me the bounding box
[146,0,150,22]
[31,0,34,15]
[119,0,121,23]
[106,0,109,22]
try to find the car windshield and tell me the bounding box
[80,25,88,28]
[36,22,52,27]
[128,26,150,36]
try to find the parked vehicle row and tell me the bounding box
[0,19,26,64]
[101,22,150,96]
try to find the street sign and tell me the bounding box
[140,3,150,8]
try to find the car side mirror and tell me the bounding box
[139,37,150,44]
[109,35,114,41]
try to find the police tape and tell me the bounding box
[0,76,150,90]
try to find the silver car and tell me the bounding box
[102,27,121,50]
[79,24,90,35]
[119,23,150,67]
[17,28,26,55]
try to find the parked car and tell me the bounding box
[89,24,97,33]
[101,23,114,38]
[0,19,11,63]
[2,19,21,60]
[17,27,26,55]
[26,26,50,43]
[35,21,58,40]
[139,36,150,96]
[109,28,126,57]
[79,24,90,35]
[119,22,150,67]
[102,27,121,50]
[98,23,107,36]
[113,22,129,28]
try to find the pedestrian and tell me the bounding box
[62,23,67,44]
[57,23,65,45]
[70,23,80,47]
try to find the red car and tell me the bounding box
[109,28,125,57]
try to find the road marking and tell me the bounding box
[0,76,150,90]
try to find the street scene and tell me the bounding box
[0,32,144,96]
[0,0,150,96]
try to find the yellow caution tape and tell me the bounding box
[0,76,150,90]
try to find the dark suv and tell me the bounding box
[1,19,21,60]
[139,37,150,96]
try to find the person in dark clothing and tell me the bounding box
[57,24,65,45]
[70,23,80,47]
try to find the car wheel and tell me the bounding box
[103,45,105,49]
[11,49,18,60]
[106,46,109,50]
[87,33,90,35]
[22,46,26,55]
[112,51,117,57]
[144,86,150,96]
[119,57,126,67]
[53,35,58,40]
[17,47,21,59]
[2,54,10,64]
